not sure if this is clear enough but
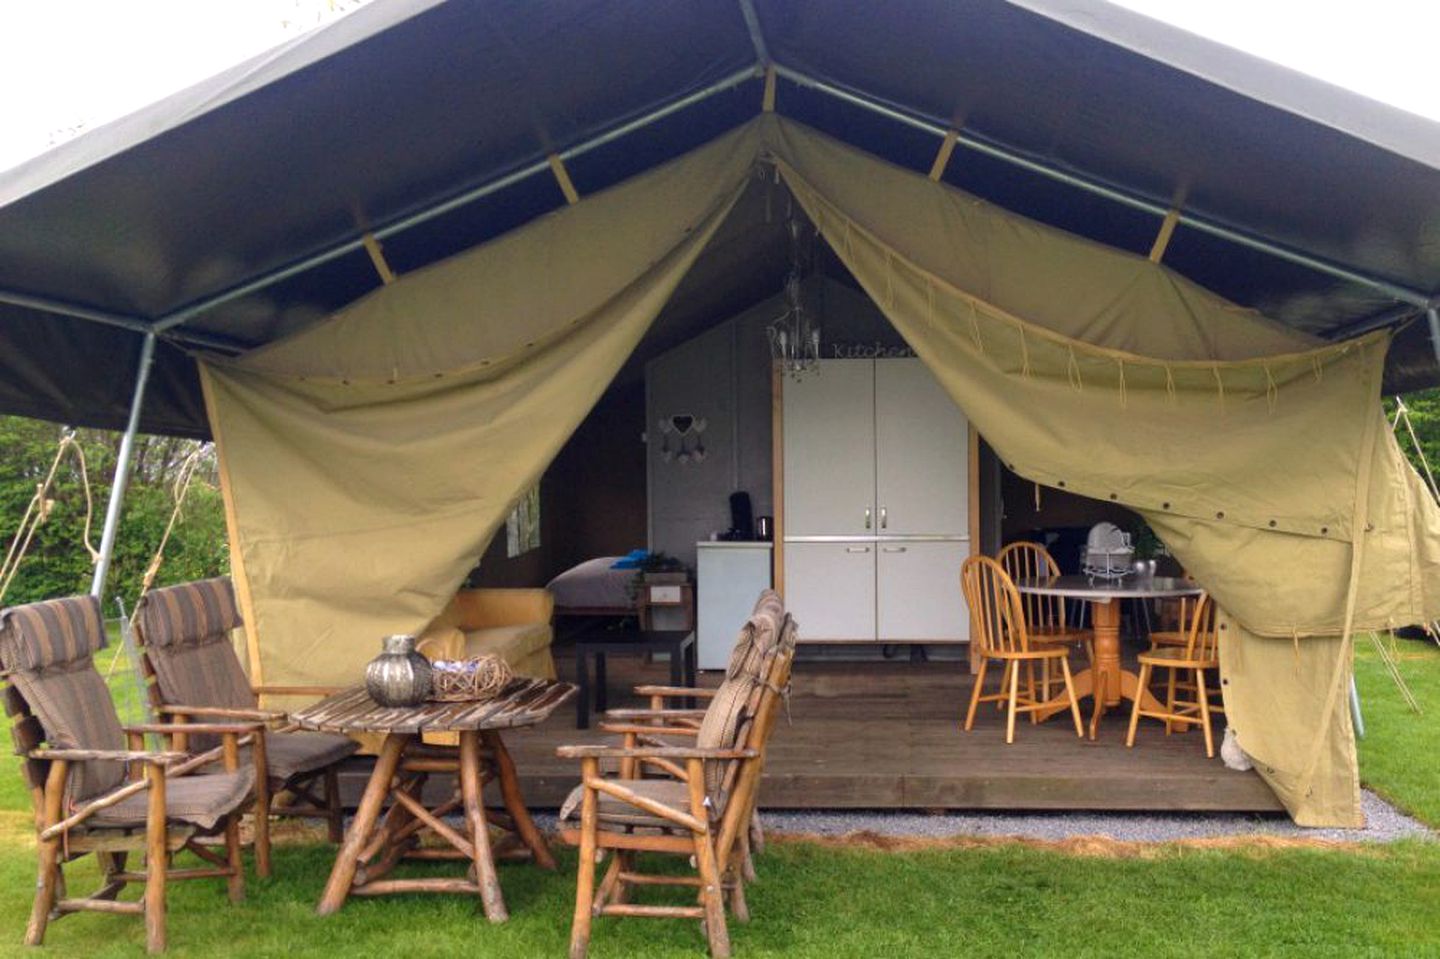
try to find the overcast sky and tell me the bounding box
[1,0,1437,173]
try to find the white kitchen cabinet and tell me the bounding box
[781,358,969,643]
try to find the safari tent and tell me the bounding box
[1,0,1439,828]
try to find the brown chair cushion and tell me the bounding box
[696,675,756,806]
[0,594,106,670]
[559,778,693,831]
[259,730,358,781]
[0,596,127,802]
[137,579,257,752]
[136,578,243,649]
[91,766,254,832]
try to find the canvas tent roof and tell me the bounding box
[1,0,1439,440]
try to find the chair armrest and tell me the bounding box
[556,744,755,761]
[633,685,716,699]
[159,704,288,723]
[124,722,263,736]
[29,748,186,765]
[603,708,708,721]
[597,722,699,737]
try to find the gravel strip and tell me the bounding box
[530,789,1430,845]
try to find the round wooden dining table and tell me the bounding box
[1015,574,1202,739]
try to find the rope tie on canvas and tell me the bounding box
[1017,322,1032,378]
[1212,364,1226,412]
[843,217,854,261]
[1312,354,1324,383]
[1164,365,1177,406]
[969,301,984,354]
[1066,346,1083,392]
[925,278,936,329]
[1263,364,1279,414]
[1116,358,1128,409]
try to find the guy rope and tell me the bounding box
[0,430,99,605]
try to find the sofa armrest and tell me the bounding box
[454,588,554,629]
[416,625,466,661]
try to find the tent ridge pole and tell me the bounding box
[152,65,760,335]
[90,331,156,599]
[0,289,150,333]
[736,0,770,64]
[771,64,1432,309]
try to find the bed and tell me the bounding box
[546,556,639,617]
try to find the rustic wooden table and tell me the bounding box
[293,678,575,921]
[1016,575,1202,738]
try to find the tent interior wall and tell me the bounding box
[2,0,1440,831]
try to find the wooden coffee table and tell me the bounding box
[293,678,575,921]
[572,627,696,728]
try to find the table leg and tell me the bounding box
[483,730,556,870]
[576,648,591,729]
[317,733,407,916]
[686,639,698,709]
[594,652,608,714]
[460,730,508,922]
[669,639,685,690]
[1091,599,1123,707]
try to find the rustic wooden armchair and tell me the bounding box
[557,607,797,959]
[1127,592,1223,756]
[133,578,358,875]
[599,590,792,884]
[1,595,259,953]
[962,555,1084,743]
[997,542,1093,699]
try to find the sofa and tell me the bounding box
[416,588,557,680]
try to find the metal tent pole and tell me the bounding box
[1428,307,1440,368]
[89,332,157,598]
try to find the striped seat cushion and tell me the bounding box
[92,766,254,832]
[696,674,757,808]
[0,595,128,801]
[137,579,255,751]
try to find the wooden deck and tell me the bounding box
[479,654,1282,813]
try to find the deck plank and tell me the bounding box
[340,656,1284,814]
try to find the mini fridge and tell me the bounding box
[696,541,773,670]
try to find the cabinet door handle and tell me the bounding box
[882,546,907,553]
[880,505,888,529]
[864,507,872,529]
[845,546,871,553]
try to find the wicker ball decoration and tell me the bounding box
[429,655,513,702]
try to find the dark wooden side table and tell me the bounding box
[573,627,696,728]
[293,678,575,922]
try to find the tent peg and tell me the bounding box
[547,153,581,205]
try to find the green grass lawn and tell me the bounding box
[0,632,1433,956]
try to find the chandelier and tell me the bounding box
[767,216,821,379]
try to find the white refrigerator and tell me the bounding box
[696,541,774,670]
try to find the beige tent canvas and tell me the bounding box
[202,115,1440,828]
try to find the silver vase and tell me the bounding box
[365,634,433,707]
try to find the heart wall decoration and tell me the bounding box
[657,414,707,464]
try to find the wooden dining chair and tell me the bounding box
[996,542,1092,699]
[1126,592,1223,756]
[1,595,259,953]
[961,555,1083,743]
